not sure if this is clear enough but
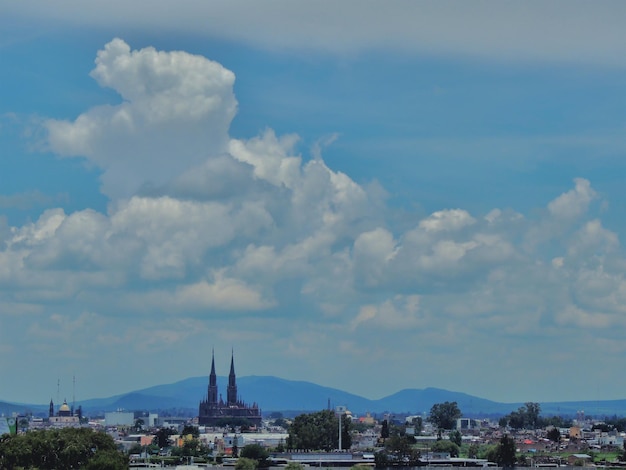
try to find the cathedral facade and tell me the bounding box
[198,351,262,427]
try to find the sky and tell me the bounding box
[2,1,626,407]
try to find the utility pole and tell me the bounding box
[335,406,347,451]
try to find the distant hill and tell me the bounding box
[2,376,626,418]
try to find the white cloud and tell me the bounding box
[548,178,597,219]
[418,209,475,233]
[4,39,626,403]
[44,38,237,199]
[351,294,423,330]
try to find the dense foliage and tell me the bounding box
[235,457,258,470]
[240,443,270,467]
[490,435,516,468]
[428,401,462,431]
[431,439,460,457]
[286,409,352,450]
[0,427,127,470]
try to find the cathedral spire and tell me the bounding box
[227,349,237,405]
[208,349,218,404]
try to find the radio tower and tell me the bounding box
[72,375,76,415]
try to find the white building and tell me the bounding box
[105,411,134,427]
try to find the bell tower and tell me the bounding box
[227,350,237,405]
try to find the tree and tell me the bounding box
[235,457,258,470]
[128,443,143,455]
[525,402,541,429]
[507,410,525,430]
[153,427,175,448]
[240,443,270,468]
[504,402,542,430]
[273,418,289,429]
[181,425,200,438]
[134,418,145,432]
[449,429,462,447]
[408,416,423,435]
[431,439,460,458]
[468,443,479,459]
[381,435,420,465]
[0,427,127,470]
[547,427,561,443]
[428,402,462,432]
[380,419,390,440]
[287,410,351,451]
[495,435,516,468]
[216,417,251,429]
[84,449,128,470]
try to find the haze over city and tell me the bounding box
[2,1,626,407]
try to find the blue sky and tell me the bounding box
[2,1,626,407]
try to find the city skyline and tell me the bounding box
[2,2,626,405]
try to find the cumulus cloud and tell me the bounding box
[44,38,237,199]
[4,39,626,402]
[351,294,423,330]
[548,178,596,219]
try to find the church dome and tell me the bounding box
[59,400,71,416]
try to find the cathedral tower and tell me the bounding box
[227,350,237,405]
[208,350,218,405]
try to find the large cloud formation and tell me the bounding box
[2,39,626,401]
[45,38,237,199]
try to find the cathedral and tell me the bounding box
[48,398,81,427]
[198,351,262,427]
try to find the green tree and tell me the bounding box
[0,427,127,470]
[495,435,516,468]
[153,427,175,448]
[287,410,351,451]
[128,442,143,455]
[431,439,460,457]
[273,418,289,429]
[181,425,200,438]
[408,416,423,435]
[507,410,525,429]
[467,443,479,458]
[449,429,462,447]
[547,427,561,443]
[384,435,420,464]
[428,402,462,432]
[380,419,390,440]
[216,417,251,429]
[522,402,540,429]
[235,457,258,470]
[240,443,270,468]
[84,449,128,470]
[504,402,542,430]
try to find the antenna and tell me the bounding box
[57,378,60,404]
[72,375,76,414]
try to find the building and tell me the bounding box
[48,399,80,427]
[198,351,262,427]
[105,411,135,427]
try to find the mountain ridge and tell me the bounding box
[2,375,625,418]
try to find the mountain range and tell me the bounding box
[3,375,626,418]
